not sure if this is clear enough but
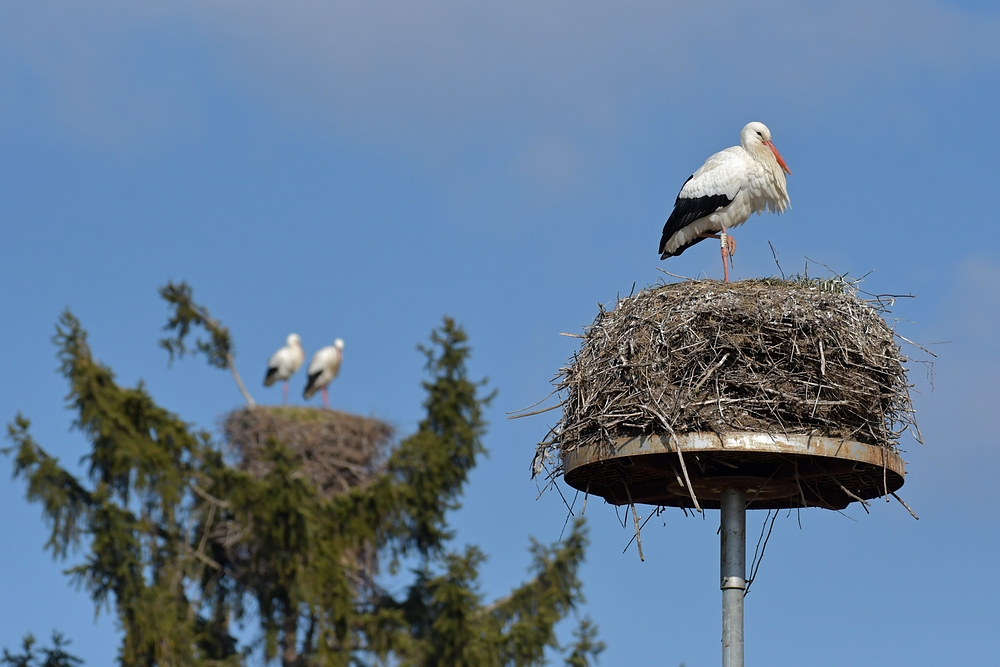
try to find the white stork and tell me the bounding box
[658,122,791,282]
[303,339,344,409]
[263,333,306,405]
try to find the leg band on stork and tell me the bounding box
[698,229,737,282]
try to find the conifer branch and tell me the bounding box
[563,617,606,667]
[1,631,83,667]
[158,281,256,407]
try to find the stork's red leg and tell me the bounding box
[697,231,736,282]
[724,235,736,278]
[282,381,289,406]
[720,228,731,282]
[322,386,330,410]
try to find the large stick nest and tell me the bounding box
[219,406,394,593]
[224,406,393,497]
[533,278,919,475]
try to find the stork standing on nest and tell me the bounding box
[263,333,305,406]
[304,339,344,409]
[658,121,791,282]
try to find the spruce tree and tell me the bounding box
[5,284,602,667]
[1,632,83,667]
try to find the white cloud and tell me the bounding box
[1,0,998,155]
[179,0,1000,138]
[0,3,206,153]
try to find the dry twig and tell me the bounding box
[891,491,920,520]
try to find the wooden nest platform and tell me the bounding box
[224,406,394,498]
[533,278,919,511]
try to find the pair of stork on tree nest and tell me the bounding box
[659,121,792,282]
[263,334,344,408]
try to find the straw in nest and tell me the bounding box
[223,406,393,497]
[533,278,919,476]
[219,406,394,593]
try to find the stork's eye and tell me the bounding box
[756,131,763,138]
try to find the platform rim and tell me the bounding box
[561,431,906,510]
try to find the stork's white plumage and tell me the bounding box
[303,339,344,409]
[264,333,306,405]
[658,122,791,281]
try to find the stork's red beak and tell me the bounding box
[765,140,791,175]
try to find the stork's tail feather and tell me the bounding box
[303,371,322,399]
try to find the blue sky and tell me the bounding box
[1,1,998,664]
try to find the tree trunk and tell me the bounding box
[281,610,298,667]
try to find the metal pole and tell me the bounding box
[721,487,746,667]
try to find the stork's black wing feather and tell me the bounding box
[263,365,279,386]
[303,370,323,398]
[658,176,733,259]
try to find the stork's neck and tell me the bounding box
[741,135,767,163]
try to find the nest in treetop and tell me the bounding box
[220,406,394,593]
[533,277,919,476]
[223,406,394,498]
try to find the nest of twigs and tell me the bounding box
[533,278,918,475]
[224,406,393,497]
[220,406,394,593]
